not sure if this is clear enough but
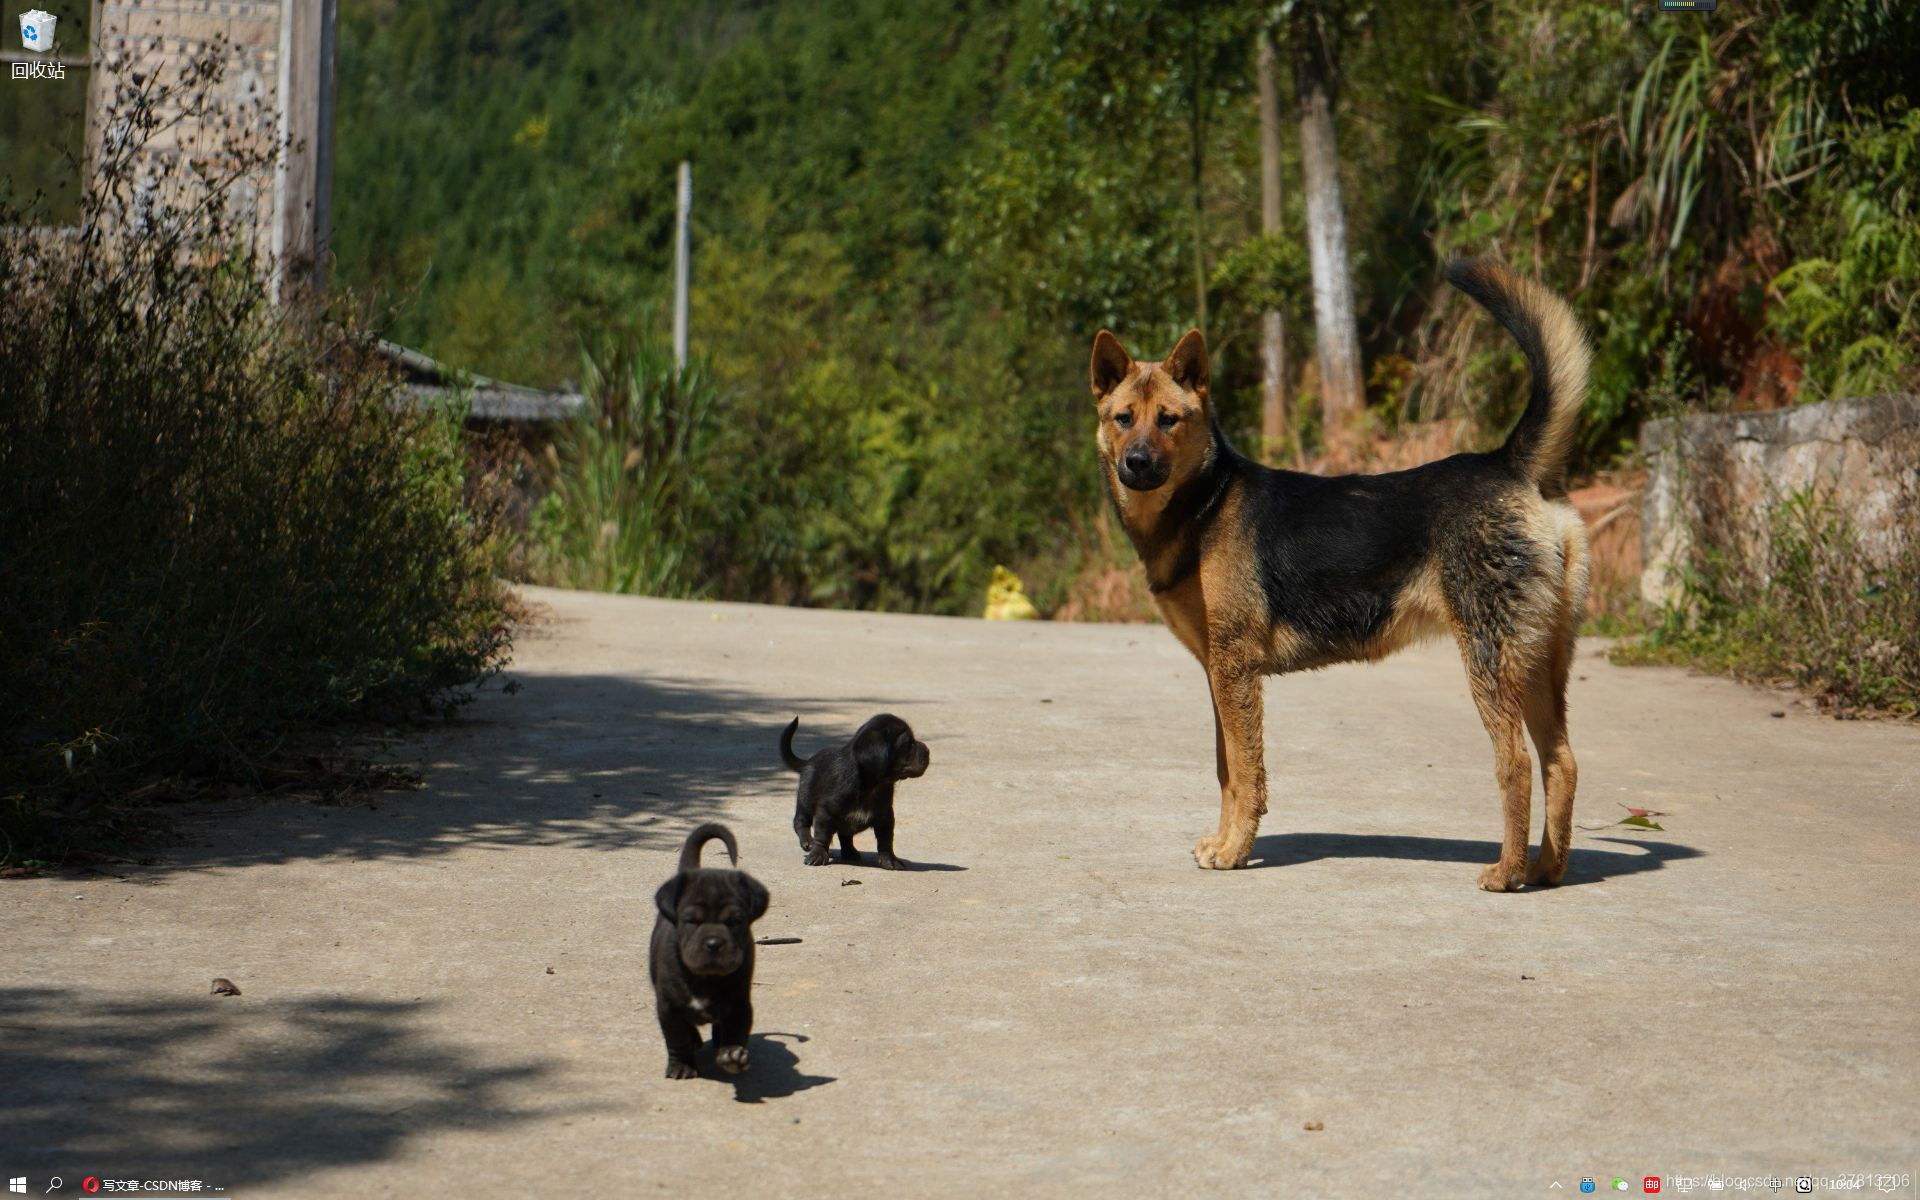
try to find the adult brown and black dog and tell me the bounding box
[1090,259,1590,891]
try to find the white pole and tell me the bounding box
[673,160,692,372]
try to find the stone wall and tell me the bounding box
[82,0,330,282]
[1639,393,1920,607]
[88,0,281,250]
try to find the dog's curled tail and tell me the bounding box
[679,822,739,872]
[1444,258,1590,496]
[778,718,808,773]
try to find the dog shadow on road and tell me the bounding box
[713,1032,835,1104]
[1247,832,1702,885]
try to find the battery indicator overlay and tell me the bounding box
[1658,0,1717,9]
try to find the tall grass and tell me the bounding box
[1619,482,1919,717]
[518,337,721,597]
[0,43,512,864]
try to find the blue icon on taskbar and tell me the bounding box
[1581,1182,1597,1195]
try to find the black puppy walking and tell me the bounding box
[650,823,769,1079]
[780,715,930,869]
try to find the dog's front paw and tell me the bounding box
[839,849,863,866]
[1192,834,1250,870]
[1478,861,1527,892]
[715,1044,750,1074]
[665,1059,700,1080]
[876,854,906,871]
[803,848,830,866]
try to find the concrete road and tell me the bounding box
[5,586,1917,1197]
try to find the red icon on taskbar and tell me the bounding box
[1643,1180,1661,1194]
[81,1182,99,1194]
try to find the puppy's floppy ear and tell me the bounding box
[1090,330,1133,398]
[736,873,770,923]
[655,874,684,923]
[853,723,892,783]
[1164,328,1209,397]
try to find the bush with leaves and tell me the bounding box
[0,45,511,865]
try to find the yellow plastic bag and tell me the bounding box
[982,566,1039,621]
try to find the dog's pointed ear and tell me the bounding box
[1091,330,1133,398]
[1165,329,1209,397]
[737,873,770,923]
[655,875,684,922]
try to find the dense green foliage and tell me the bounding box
[0,173,511,862]
[333,0,1919,614]
[517,339,722,596]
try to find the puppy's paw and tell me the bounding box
[1478,861,1527,892]
[1192,835,1250,870]
[876,854,906,871]
[665,1060,700,1080]
[839,849,863,866]
[803,848,830,866]
[716,1044,750,1074]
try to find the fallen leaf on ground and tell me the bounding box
[210,978,241,996]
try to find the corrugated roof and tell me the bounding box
[376,340,583,423]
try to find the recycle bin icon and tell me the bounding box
[20,9,58,53]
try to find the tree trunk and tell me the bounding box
[1290,2,1364,426]
[1189,6,1208,337]
[1257,27,1288,459]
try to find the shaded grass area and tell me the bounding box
[1,51,513,868]
[1613,485,1919,719]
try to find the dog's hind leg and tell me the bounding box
[1463,659,1534,893]
[804,810,837,867]
[1194,656,1268,870]
[794,785,820,860]
[837,828,863,866]
[1523,619,1578,886]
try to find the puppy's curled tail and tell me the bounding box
[680,822,739,872]
[1444,258,1591,497]
[778,718,808,773]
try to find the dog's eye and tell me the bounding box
[1113,411,1133,429]
[1157,411,1178,430]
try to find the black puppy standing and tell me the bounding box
[650,823,769,1079]
[780,714,930,869]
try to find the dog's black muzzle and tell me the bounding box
[679,924,745,976]
[898,742,931,780]
[1116,444,1170,491]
